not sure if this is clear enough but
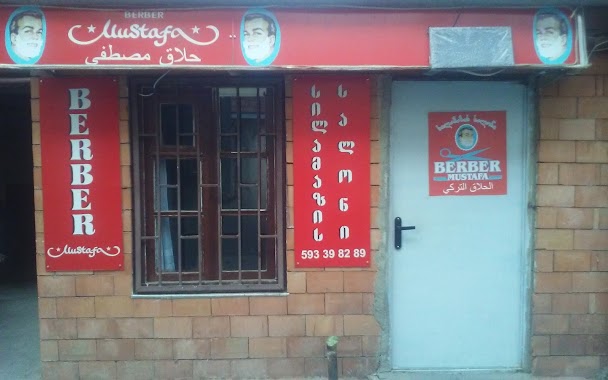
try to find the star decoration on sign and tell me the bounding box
[192,26,200,34]
[87,25,96,33]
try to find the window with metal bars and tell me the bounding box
[131,78,285,294]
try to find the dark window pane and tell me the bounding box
[219,96,236,133]
[178,104,194,146]
[241,159,267,209]
[221,238,238,271]
[260,237,274,270]
[221,217,264,271]
[221,158,238,209]
[221,136,237,152]
[256,89,268,137]
[219,88,268,153]
[258,90,266,115]
[161,103,195,146]
[180,159,198,211]
[239,117,259,152]
[164,188,178,211]
[240,186,258,209]
[181,217,198,237]
[239,90,266,153]
[181,239,198,271]
[180,217,199,271]
[240,89,265,113]
[241,215,259,270]
[222,215,238,235]
[160,104,177,145]
[240,157,259,184]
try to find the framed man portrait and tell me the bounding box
[5,6,46,64]
[240,9,281,66]
[533,8,572,64]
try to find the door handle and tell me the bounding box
[394,217,415,250]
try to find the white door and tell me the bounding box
[389,81,529,370]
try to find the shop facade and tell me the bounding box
[0,2,606,379]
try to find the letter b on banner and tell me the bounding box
[69,88,91,110]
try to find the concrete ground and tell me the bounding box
[0,284,594,380]
[0,282,40,380]
[373,371,588,380]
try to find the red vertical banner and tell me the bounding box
[428,111,507,196]
[293,76,371,267]
[40,77,124,271]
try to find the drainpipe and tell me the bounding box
[326,335,339,380]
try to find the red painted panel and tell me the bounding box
[0,6,579,67]
[293,76,371,267]
[428,111,507,196]
[40,77,124,271]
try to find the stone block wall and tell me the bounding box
[533,55,608,377]
[30,58,608,379]
[32,75,383,379]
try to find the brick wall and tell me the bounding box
[32,75,382,379]
[533,55,608,377]
[31,65,608,379]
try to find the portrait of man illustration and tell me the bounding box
[533,8,572,64]
[456,125,477,151]
[5,6,46,64]
[241,9,281,66]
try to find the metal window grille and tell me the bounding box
[131,78,285,294]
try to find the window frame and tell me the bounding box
[130,76,286,295]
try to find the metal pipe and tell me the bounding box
[326,336,339,380]
[0,78,30,84]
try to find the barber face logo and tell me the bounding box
[455,124,478,151]
[533,8,572,64]
[5,6,46,64]
[240,9,281,66]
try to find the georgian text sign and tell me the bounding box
[293,76,371,267]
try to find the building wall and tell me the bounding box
[533,55,608,377]
[32,75,382,379]
[31,59,608,379]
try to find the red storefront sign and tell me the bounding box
[293,77,371,267]
[40,77,124,271]
[0,6,580,68]
[428,111,507,196]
